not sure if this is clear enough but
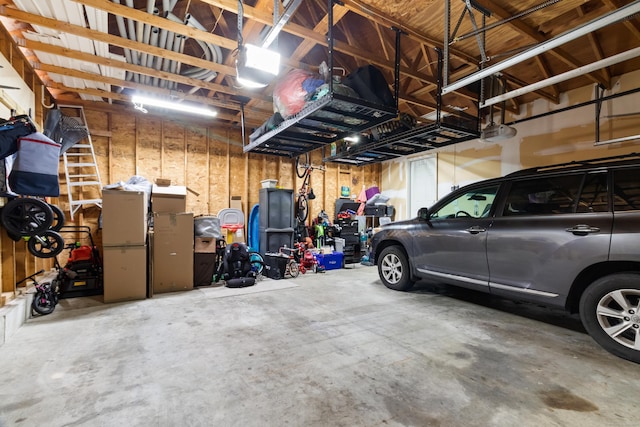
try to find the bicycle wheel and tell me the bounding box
[1,198,54,236]
[288,260,300,278]
[32,288,57,315]
[27,230,65,258]
[296,195,308,223]
[249,252,265,276]
[295,153,309,178]
[48,204,65,232]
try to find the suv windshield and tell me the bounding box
[430,185,499,220]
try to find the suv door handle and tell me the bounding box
[566,224,601,236]
[465,226,487,234]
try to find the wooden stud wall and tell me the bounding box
[77,109,381,226]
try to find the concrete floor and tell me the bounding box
[0,264,638,427]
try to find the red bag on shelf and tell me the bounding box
[273,69,317,118]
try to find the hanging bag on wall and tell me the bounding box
[8,132,61,197]
[0,115,38,159]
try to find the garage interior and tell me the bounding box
[0,0,639,425]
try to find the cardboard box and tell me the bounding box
[151,213,194,294]
[230,195,243,211]
[152,184,186,213]
[103,245,148,303]
[194,236,218,253]
[102,189,148,246]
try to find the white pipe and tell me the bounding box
[443,2,640,95]
[165,12,186,89]
[170,35,185,89]
[184,13,223,63]
[186,72,217,95]
[161,0,178,14]
[594,134,640,146]
[145,27,159,85]
[139,2,156,80]
[155,22,170,87]
[41,88,54,109]
[124,0,139,82]
[481,46,640,108]
[111,0,132,80]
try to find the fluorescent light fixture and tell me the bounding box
[344,135,360,143]
[236,75,269,89]
[131,95,217,117]
[236,43,280,88]
[244,44,280,74]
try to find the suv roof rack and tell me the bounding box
[507,152,640,177]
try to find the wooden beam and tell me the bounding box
[199,0,438,87]
[578,5,611,85]
[0,6,242,77]
[20,39,271,104]
[35,62,272,119]
[49,91,261,127]
[473,0,609,88]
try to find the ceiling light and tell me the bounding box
[344,135,360,143]
[131,95,217,118]
[236,44,280,88]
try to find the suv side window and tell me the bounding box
[613,167,640,211]
[576,172,609,213]
[503,174,585,216]
[430,185,499,220]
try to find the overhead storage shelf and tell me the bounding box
[323,115,480,165]
[242,0,400,161]
[242,92,397,158]
[242,0,481,165]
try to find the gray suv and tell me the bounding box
[371,153,640,363]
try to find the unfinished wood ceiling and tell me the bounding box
[1,0,639,130]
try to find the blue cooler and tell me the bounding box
[316,252,344,270]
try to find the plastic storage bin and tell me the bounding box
[316,252,344,270]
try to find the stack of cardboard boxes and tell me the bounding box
[101,184,194,303]
[102,189,149,303]
[149,185,193,295]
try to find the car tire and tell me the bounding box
[579,273,640,363]
[377,246,414,291]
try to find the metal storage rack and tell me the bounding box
[243,0,481,165]
[242,0,399,160]
[244,93,397,158]
[323,115,480,165]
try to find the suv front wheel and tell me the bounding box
[579,273,640,363]
[377,246,415,291]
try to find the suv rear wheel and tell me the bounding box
[377,246,414,291]
[579,273,640,363]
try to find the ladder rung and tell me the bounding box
[65,153,93,157]
[70,199,102,206]
[67,162,99,167]
[71,144,92,148]
[69,181,101,187]
[68,174,98,179]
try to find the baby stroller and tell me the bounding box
[219,242,256,288]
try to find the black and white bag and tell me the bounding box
[8,132,61,196]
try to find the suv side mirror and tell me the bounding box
[417,207,429,220]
